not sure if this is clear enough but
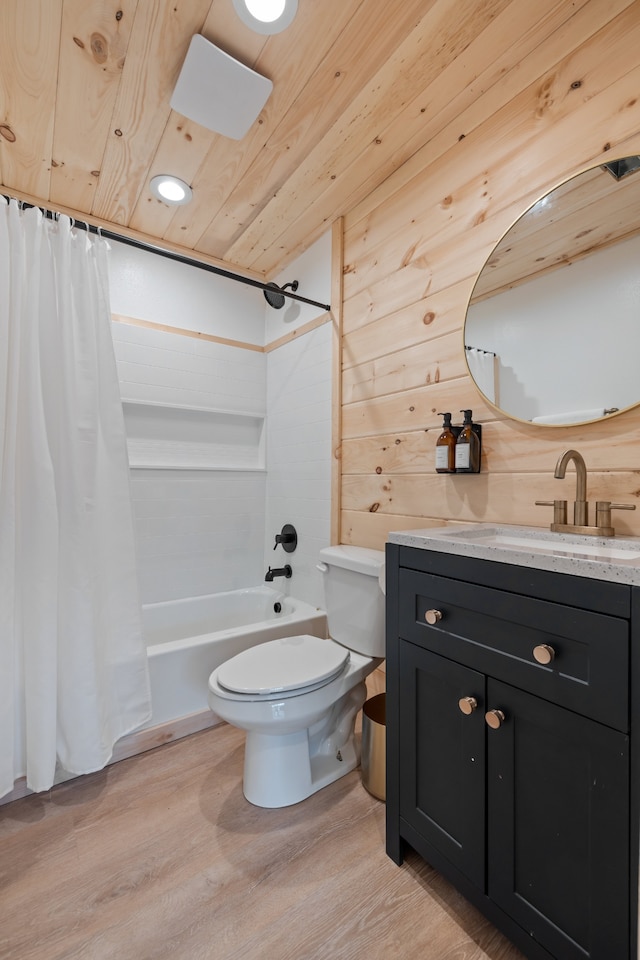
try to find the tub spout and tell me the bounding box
[265,564,292,581]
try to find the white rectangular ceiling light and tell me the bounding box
[170,34,273,141]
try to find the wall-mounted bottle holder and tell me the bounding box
[435,412,482,474]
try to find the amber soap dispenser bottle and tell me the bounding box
[435,412,459,474]
[455,409,482,473]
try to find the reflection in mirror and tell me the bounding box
[464,157,640,426]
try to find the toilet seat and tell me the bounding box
[216,634,350,697]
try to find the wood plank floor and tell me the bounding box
[0,687,525,960]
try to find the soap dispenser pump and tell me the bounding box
[435,412,459,474]
[455,409,482,473]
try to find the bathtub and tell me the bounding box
[140,586,328,729]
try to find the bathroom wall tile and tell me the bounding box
[129,464,266,604]
[112,241,332,609]
[264,323,332,608]
[109,239,265,345]
[112,321,266,413]
[113,318,268,603]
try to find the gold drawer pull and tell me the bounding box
[485,709,506,730]
[458,696,478,715]
[425,609,443,625]
[533,644,555,665]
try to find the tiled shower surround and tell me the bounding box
[110,236,332,609]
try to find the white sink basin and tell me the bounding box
[433,525,640,562]
[389,523,640,585]
[489,533,640,561]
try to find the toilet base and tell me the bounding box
[242,681,366,807]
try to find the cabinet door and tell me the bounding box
[487,679,629,960]
[399,641,485,887]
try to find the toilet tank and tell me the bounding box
[318,545,385,657]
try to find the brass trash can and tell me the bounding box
[361,693,386,801]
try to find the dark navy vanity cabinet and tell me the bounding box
[385,542,639,960]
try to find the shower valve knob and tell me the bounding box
[273,523,297,553]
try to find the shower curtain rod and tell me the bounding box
[4,197,332,312]
[465,345,497,357]
[102,231,332,312]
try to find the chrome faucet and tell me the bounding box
[536,449,635,537]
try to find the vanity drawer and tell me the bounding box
[398,568,629,731]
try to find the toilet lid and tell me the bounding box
[217,635,350,695]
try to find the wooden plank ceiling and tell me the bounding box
[0,0,448,278]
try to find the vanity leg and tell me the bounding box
[385,828,405,866]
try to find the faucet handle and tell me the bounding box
[595,501,636,530]
[273,524,297,553]
[535,499,568,526]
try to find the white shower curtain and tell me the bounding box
[0,200,151,798]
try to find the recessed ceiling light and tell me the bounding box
[246,0,285,20]
[150,174,193,205]
[232,0,298,35]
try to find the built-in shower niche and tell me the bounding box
[122,400,265,471]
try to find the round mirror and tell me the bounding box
[464,156,640,425]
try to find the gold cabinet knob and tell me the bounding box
[425,609,443,625]
[458,696,478,715]
[485,709,506,730]
[533,644,555,665]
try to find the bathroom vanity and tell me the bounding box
[385,525,640,960]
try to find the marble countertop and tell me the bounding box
[388,524,640,586]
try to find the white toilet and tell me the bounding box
[207,545,385,808]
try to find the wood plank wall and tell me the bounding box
[339,0,640,550]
